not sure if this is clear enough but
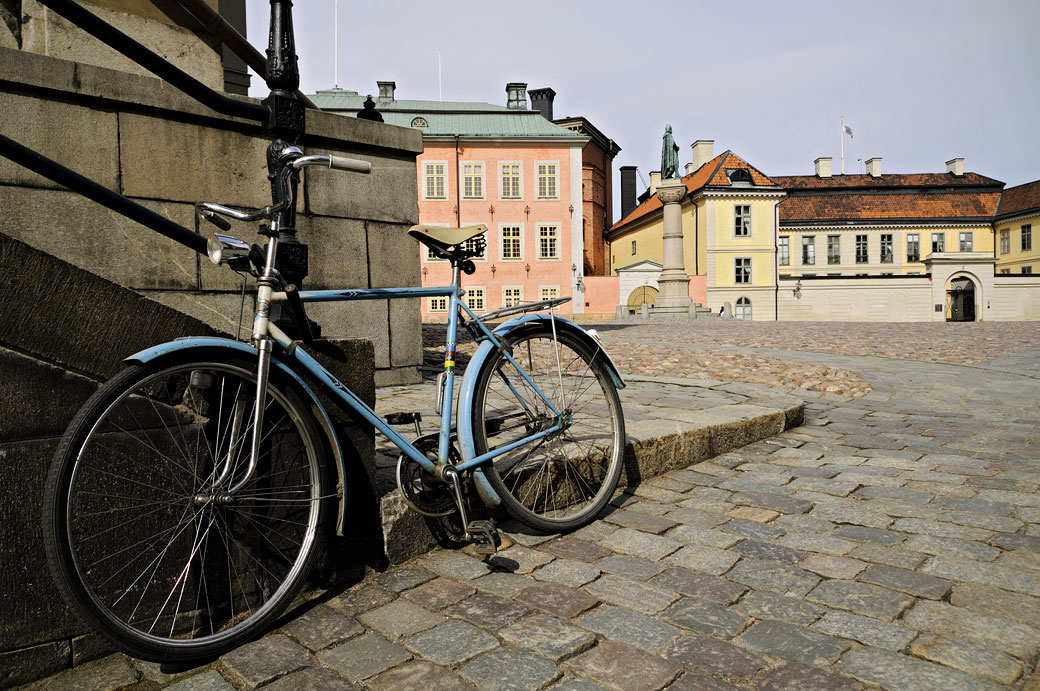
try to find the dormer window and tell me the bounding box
[727,168,753,185]
[411,117,429,128]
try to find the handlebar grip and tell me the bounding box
[201,209,232,231]
[328,155,372,174]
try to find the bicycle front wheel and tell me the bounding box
[43,352,330,663]
[471,323,625,532]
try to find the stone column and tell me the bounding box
[655,178,691,307]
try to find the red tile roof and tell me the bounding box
[776,172,1004,224]
[609,151,777,233]
[995,180,1040,218]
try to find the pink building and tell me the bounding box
[313,82,608,319]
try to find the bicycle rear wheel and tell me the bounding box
[470,323,625,532]
[43,352,330,663]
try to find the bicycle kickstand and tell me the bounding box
[439,466,501,556]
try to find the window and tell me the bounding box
[539,286,559,301]
[855,235,868,264]
[932,232,945,253]
[802,236,815,265]
[503,287,523,307]
[827,235,841,265]
[463,236,485,260]
[778,236,790,265]
[428,296,447,312]
[734,205,751,237]
[1000,229,1011,254]
[735,297,752,320]
[1024,266,1034,275]
[462,162,484,199]
[631,240,637,255]
[465,287,485,312]
[538,225,559,259]
[501,225,522,260]
[424,162,446,199]
[959,232,973,252]
[1023,225,1033,251]
[500,162,522,199]
[536,162,558,199]
[735,257,751,284]
[907,233,920,262]
[881,234,893,263]
[1000,268,1011,274]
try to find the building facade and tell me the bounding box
[994,180,1040,275]
[312,82,619,319]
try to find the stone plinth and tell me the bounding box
[655,178,691,308]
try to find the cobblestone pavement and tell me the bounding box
[29,322,1040,691]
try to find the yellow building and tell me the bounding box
[994,180,1040,275]
[607,142,786,320]
[773,157,1001,279]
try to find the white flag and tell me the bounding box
[843,123,854,138]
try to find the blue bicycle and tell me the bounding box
[42,146,626,663]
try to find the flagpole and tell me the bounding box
[334,0,339,88]
[840,116,845,175]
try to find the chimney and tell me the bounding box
[691,140,714,170]
[946,157,964,176]
[505,82,528,110]
[376,81,396,102]
[528,87,556,121]
[814,157,832,178]
[620,166,637,220]
[649,171,661,197]
[865,157,882,178]
[685,162,697,176]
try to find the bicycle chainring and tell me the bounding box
[396,435,459,517]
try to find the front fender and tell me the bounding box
[457,315,625,507]
[127,337,350,536]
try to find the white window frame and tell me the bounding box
[907,233,920,262]
[539,285,560,301]
[778,236,790,266]
[423,160,448,200]
[802,236,815,265]
[855,234,869,264]
[465,286,486,313]
[1000,228,1011,254]
[537,224,560,261]
[461,161,485,200]
[499,223,523,261]
[959,231,973,252]
[631,240,637,255]
[735,257,752,284]
[932,232,945,253]
[735,296,752,320]
[734,204,751,237]
[502,286,523,308]
[880,233,894,263]
[1022,225,1032,252]
[428,296,448,313]
[535,161,559,200]
[827,235,841,265]
[499,161,523,200]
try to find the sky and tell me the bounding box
[245,0,1040,217]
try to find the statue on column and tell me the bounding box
[661,124,680,179]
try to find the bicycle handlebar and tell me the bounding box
[197,150,371,227]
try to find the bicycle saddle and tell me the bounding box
[408,224,487,254]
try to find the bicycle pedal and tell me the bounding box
[465,520,501,555]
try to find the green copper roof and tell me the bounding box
[309,88,587,140]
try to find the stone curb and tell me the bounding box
[374,375,805,563]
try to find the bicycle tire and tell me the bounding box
[470,323,625,532]
[43,351,331,663]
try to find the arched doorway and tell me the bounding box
[627,286,659,314]
[946,276,976,322]
[735,297,752,320]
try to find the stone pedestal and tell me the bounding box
[655,178,691,307]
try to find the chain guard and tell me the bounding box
[396,434,459,517]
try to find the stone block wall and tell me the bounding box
[0,45,424,385]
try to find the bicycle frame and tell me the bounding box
[265,270,567,482]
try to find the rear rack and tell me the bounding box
[478,296,572,322]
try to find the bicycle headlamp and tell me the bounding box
[207,233,250,267]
